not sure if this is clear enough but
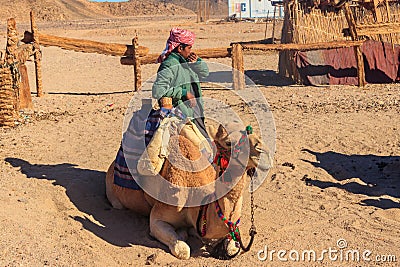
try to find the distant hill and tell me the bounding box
[0,0,194,23]
[93,0,195,17]
[159,0,228,18]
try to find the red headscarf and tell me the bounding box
[157,27,195,63]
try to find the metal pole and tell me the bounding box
[272,6,277,44]
[264,10,269,39]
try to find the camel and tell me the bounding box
[105,122,273,259]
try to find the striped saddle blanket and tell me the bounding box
[113,107,185,190]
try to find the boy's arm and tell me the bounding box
[152,63,184,100]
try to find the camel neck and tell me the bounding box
[199,171,247,240]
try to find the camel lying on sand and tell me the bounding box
[105,123,273,259]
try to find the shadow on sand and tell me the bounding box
[204,70,294,87]
[4,157,165,249]
[245,70,295,87]
[301,149,400,209]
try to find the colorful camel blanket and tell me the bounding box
[114,107,186,190]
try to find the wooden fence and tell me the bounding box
[0,16,35,127]
[16,12,237,94]
[1,13,234,127]
[5,6,399,127]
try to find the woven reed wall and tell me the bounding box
[0,66,17,127]
[354,2,400,44]
[291,7,349,44]
[288,2,400,44]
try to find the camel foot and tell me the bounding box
[171,240,190,260]
[226,239,240,257]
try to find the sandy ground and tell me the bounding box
[0,16,399,266]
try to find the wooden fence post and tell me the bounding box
[231,43,245,90]
[6,18,34,110]
[18,63,33,109]
[344,3,366,87]
[6,18,20,112]
[354,44,365,86]
[30,11,44,97]
[132,36,142,92]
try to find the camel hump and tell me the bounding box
[169,135,202,161]
[162,135,216,188]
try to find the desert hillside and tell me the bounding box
[160,0,228,17]
[0,0,194,22]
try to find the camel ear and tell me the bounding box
[206,125,218,141]
[249,136,269,153]
[207,124,227,141]
[216,124,228,141]
[255,142,268,153]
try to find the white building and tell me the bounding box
[228,0,283,19]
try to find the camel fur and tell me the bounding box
[105,122,273,259]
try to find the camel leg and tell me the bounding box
[187,227,202,241]
[150,208,191,259]
[176,228,188,241]
[105,161,152,215]
[150,220,191,259]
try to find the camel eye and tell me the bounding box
[255,143,266,153]
[225,141,232,147]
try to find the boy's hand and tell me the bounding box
[186,92,197,107]
[187,52,198,63]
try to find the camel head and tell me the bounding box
[203,123,273,259]
[208,122,273,172]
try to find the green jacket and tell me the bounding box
[152,52,209,117]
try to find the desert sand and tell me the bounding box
[0,10,399,267]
